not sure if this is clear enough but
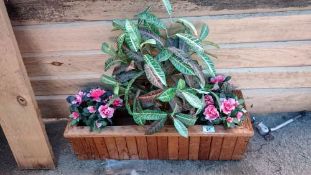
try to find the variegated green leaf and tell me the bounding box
[156,49,172,62]
[144,54,167,86]
[133,110,167,120]
[176,19,198,36]
[175,113,197,126]
[104,57,124,71]
[137,11,166,29]
[157,88,176,102]
[139,29,165,47]
[169,56,194,75]
[177,79,186,90]
[146,117,167,135]
[173,118,188,138]
[112,19,125,30]
[117,33,126,52]
[202,40,220,48]
[140,39,156,48]
[199,24,209,41]
[181,90,203,109]
[176,33,204,54]
[125,71,144,115]
[162,0,173,16]
[144,64,164,89]
[101,42,116,56]
[197,53,216,77]
[125,20,141,52]
[100,75,118,86]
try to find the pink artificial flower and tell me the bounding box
[236,112,243,121]
[226,117,233,123]
[203,105,220,121]
[98,105,115,118]
[71,112,80,120]
[221,98,239,114]
[88,88,106,102]
[204,95,214,105]
[72,91,84,105]
[112,98,123,107]
[210,75,226,84]
[87,106,96,113]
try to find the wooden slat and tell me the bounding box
[189,136,200,160]
[38,88,311,118]
[219,137,238,160]
[70,138,85,157]
[22,43,311,77]
[79,138,91,159]
[93,138,109,159]
[125,137,139,159]
[178,137,189,160]
[115,137,129,160]
[104,137,119,159]
[84,137,100,159]
[168,136,179,160]
[146,137,158,159]
[209,137,224,160]
[198,137,212,160]
[0,1,54,169]
[13,14,311,53]
[157,137,168,160]
[7,0,311,25]
[232,137,250,160]
[136,136,148,159]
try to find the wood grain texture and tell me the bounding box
[115,137,129,160]
[22,43,311,77]
[189,136,200,160]
[125,137,139,159]
[209,137,224,160]
[136,136,149,159]
[93,138,109,159]
[178,137,189,160]
[104,137,119,159]
[219,137,238,160]
[232,137,250,160]
[84,137,100,159]
[157,137,168,160]
[13,14,311,53]
[198,137,212,160]
[168,136,179,160]
[0,1,54,169]
[6,0,311,25]
[146,137,159,159]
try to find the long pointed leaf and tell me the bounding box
[176,33,204,54]
[175,113,197,126]
[181,90,203,109]
[144,64,164,89]
[146,117,167,135]
[199,24,209,41]
[162,0,173,16]
[169,55,194,75]
[125,20,141,52]
[125,71,144,115]
[144,54,167,86]
[173,118,188,138]
[176,19,198,36]
[197,53,216,77]
[157,88,176,102]
[133,110,167,120]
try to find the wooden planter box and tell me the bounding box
[64,91,254,160]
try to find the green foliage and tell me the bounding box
[133,110,167,120]
[144,54,167,86]
[199,24,209,41]
[173,117,188,138]
[176,19,198,36]
[146,117,167,135]
[175,113,197,126]
[162,0,173,16]
[156,49,172,62]
[176,33,204,54]
[157,88,176,102]
[197,53,216,77]
[125,20,141,52]
[181,90,203,109]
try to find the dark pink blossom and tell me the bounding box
[236,112,243,121]
[88,88,106,102]
[210,75,226,84]
[72,91,84,105]
[226,117,233,123]
[87,106,96,113]
[98,105,114,118]
[112,98,123,107]
[204,95,214,105]
[203,105,220,121]
[71,112,80,120]
[221,98,239,114]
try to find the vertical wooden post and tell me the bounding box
[0,1,55,169]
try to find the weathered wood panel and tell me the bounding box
[13,14,311,53]
[0,1,54,169]
[6,0,311,25]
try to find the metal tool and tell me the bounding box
[254,111,306,141]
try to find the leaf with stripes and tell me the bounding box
[176,33,204,54]
[156,49,172,62]
[144,64,164,89]
[181,90,203,109]
[125,71,144,115]
[157,88,176,102]
[139,29,165,47]
[199,24,209,41]
[169,55,194,75]
[104,57,124,71]
[101,75,118,86]
[137,11,166,30]
[173,118,188,138]
[162,0,173,16]
[144,54,167,86]
[101,42,116,57]
[145,117,167,135]
[117,33,126,52]
[112,19,125,30]
[175,113,197,126]
[197,53,216,77]
[140,39,156,48]
[123,45,144,62]
[125,20,141,52]
[176,19,198,36]
[133,110,167,120]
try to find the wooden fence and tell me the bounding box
[7,0,311,118]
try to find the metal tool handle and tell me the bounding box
[270,114,302,132]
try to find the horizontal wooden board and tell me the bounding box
[22,43,311,77]
[37,88,311,118]
[14,14,311,53]
[28,66,311,95]
[6,0,311,25]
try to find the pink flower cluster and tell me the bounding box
[221,98,239,115]
[87,88,106,102]
[203,95,219,121]
[210,75,225,84]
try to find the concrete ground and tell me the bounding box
[0,112,310,175]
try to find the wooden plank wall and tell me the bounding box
[5,0,311,118]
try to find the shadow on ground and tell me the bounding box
[1,112,310,175]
